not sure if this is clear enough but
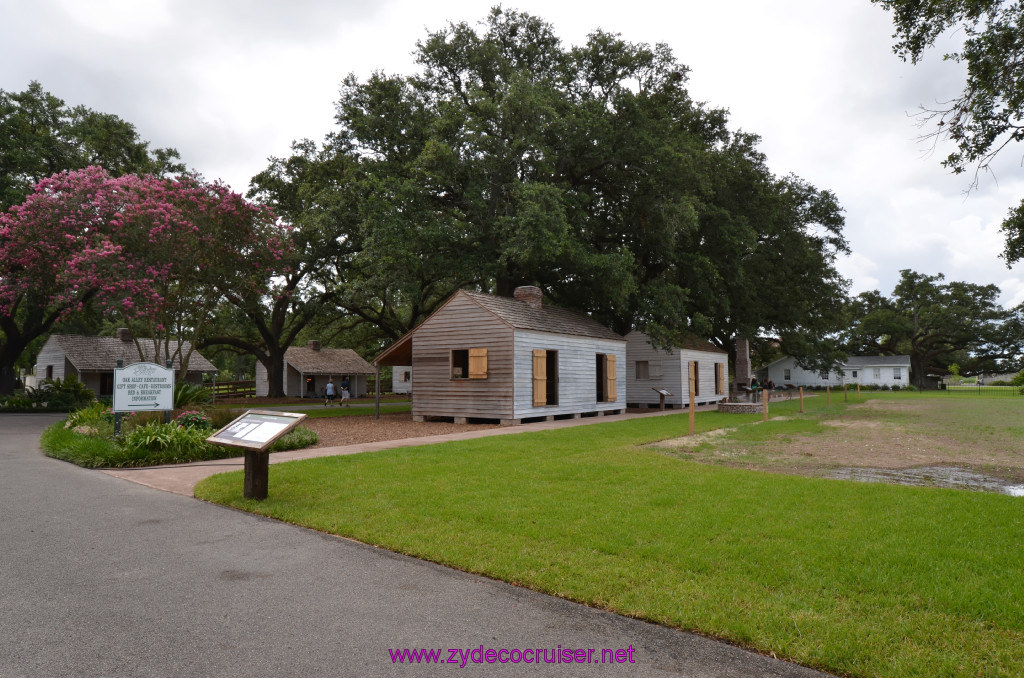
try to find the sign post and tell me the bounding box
[113,362,175,413]
[206,410,307,499]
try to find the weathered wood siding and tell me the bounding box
[33,337,69,382]
[411,294,515,419]
[677,348,728,405]
[254,362,269,397]
[625,331,727,406]
[392,366,412,394]
[512,330,626,419]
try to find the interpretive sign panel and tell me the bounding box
[206,410,306,451]
[113,362,174,412]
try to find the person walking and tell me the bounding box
[325,378,336,406]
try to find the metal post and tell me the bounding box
[165,359,172,423]
[114,359,123,436]
[374,365,381,419]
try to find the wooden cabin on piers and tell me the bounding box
[374,286,626,425]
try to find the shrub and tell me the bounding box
[174,382,212,409]
[1,376,95,411]
[175,409,211,430]
[64,402,116,437]
[267,426,319,452]
[117,421,218,466]
[207,407,245,429]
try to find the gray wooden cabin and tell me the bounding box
[34,331,216,398]
[375,286,626,425]
[255,341,376,398]
[625,331,729,408]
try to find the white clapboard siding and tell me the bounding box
[625,331,728,406]
[34,336,72,383]
[512,330,626,419]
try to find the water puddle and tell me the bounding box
[827,466,1024,496]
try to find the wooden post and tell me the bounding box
[844,383,848,402]
[799,386,804,413]
[688,362,696,435]
[826,385,831,406]
[243,450,270,500]
[857,383,861,394]
[762,387,768,422]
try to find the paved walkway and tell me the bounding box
[101,405,721,496]
[3,413,829,677]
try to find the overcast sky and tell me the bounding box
[4,0,1024,307]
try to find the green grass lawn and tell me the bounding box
[195,394,1024,677]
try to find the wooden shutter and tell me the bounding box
[533,349,547,406]
[691,361,700,396]
[715,363,723,395]
[468,348,488,379]
[605,354,617,402]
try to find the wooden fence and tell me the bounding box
[210,380,256,399]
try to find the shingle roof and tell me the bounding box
[47,335,217,373]
[463,291,623,341]
[284,346,375,375]
[844,355,911,367]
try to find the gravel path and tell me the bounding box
[303,411,498,447]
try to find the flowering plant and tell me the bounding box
[175,410,211,430]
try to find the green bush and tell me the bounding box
[268,426,319,452]
[174,382,212,409]
[1,376,95,412]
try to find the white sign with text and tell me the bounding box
[113,362,174,412]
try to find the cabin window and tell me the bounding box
[784,368,791,381]
[451,348,487,379]
[45,365,53,380]
[851,370,858,378]
[635,361,649,380]
[400,370,410,382]
[873,368,881,380]
[596,353,617,402]
[532,349,559,406]
[714,363,724,395]
[892,367,902,380]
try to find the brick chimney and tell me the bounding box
[513,285,543,309]
[734,335,751,389]
[116,328,132,342]
[307,340,321,351]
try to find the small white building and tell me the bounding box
[625,331,729,408]
[34,331,217,398]
[255,341,376,398]
[392,366,412,394]
[760,355,911,388]
[374,286,626,424]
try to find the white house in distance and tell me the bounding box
[34,330,217,398]
[255,341,376,398]
[625,331,729,408]
[392,366,412,394]
[760,355,912,388]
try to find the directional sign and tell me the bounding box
[113,362,175,412]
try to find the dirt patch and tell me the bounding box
[650,427,733,449]
[658,397,1024,488]
[303,411,498,447]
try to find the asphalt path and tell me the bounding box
[0,414,830,677]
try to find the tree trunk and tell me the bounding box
[910,353,928,389]
[262,345,288,398]
[0,337,29,395]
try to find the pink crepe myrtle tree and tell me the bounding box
[0,167,293,392]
